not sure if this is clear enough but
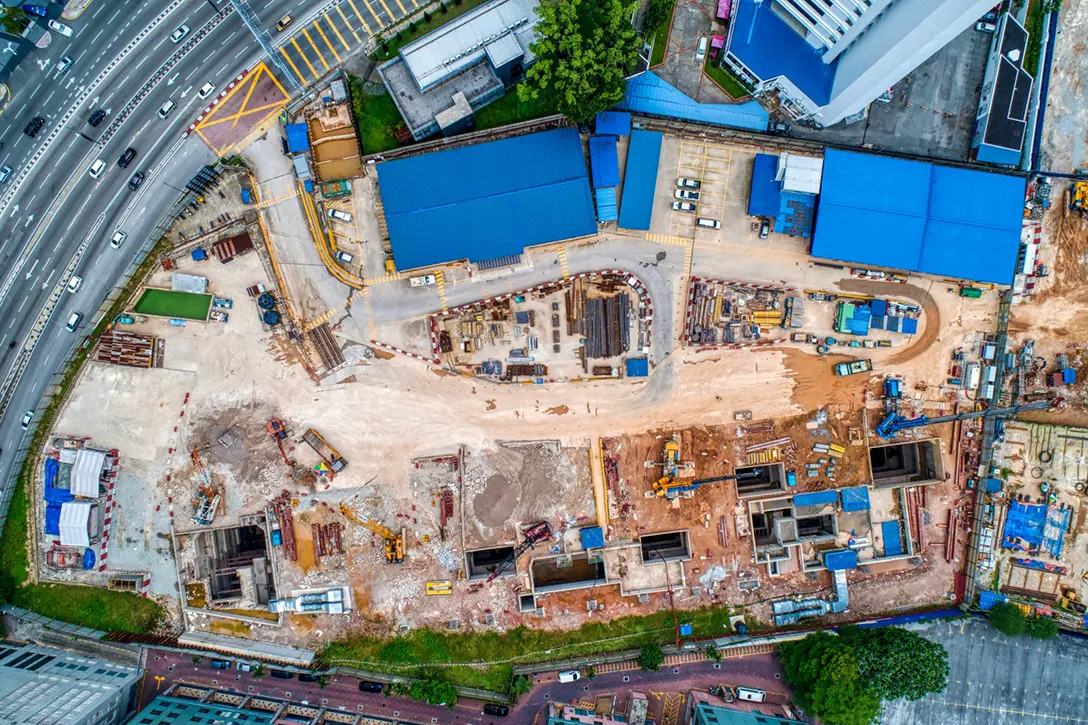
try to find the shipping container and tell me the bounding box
[980,383,995,400]
[983,365,997,384]
[965,362,981,389]
[982,344,996,361]
[959,287,982,298]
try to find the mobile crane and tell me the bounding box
[486,521,554,584]
[875,399,1058,439]
[338,500,405,564]
[652,468,764,499]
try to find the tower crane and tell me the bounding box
[652,468,764,498]
[875,399,1058,439]
[338,500,405,564]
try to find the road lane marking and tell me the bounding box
[316,20,342,62]
[302,29,329,70]
[290,37,319,78]
[325,15,350,52]
[358,0,385,28]
[92,28,105,43]
[277,47,308,86]
[392,0,408,15]
[375,0,395,23]
[337,5,363,40]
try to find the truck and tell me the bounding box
[833,359,873,376]
[959,287,982,299]
[409,274,438,288]
[790,332,817,343]
[302,428,347,472]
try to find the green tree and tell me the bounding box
[251,664,266,679]
[510,674,532,696]
[705,644,722,663]
[642,0,673,31]
[408,678,458,708]
[519,0,640,123]
[1,7,27,35]
[585,665,596,680]
[989,602,1027,636]
[1026,615,1059,640]
[191,655,203,665]
[316,674,330,688]
[840,626,949,701]
[637,642,664,672]
[779,633,881,725]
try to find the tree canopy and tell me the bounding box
[408,678,458,708]
[637,641,664,671]
[519,0,641,123]
[779,632,881,725]
[989,602,1027,636]
[840,625,949,701]
[1026,615,1059,640]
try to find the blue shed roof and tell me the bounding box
[286,123,309,153]
[811,150,1026,285]
[618,130,663,231]
[882,520,903,557]
[824,550,858,571]
[793,489,839,507]
[588,135,620,188]
[901,317,919,335]
[377,129,596,270]
[595,187,618,222]
[840,486,871,512]
[625,357,649,377]
[616,72,769,132]
[728,0,837,106]
[596,111,631,136]
[976,143,1023,166]
[748,154,781,217]
[580,526,604,549]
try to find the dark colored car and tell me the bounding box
[269,669,293,679]
[88,109,106,127]
[117,147,137,168]
[21,4,47,17]
[210,659,231,669]
[357,681,383,693]
[128,171,145,190]
[24,116,45,137]
[483,704,510,717]
[297,673,319,682]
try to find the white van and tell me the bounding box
[88,159,107,179]
[335,250,355,263]
[557,670,581,683]
[696,36,708,61]
[329,208,353,223]
[736,687,766,702]
[696,217,721,229]
[65,311,83,332]
[158,101,176,119]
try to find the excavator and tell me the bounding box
[266,418,295,466]
[652,468,765,499]
[339,499,405,564]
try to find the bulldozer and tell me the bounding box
[1068,180,1088,219]
[338,500,405,564]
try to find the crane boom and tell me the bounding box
[338,501,405,563]
[652,468,764,498]
[876,399,1057,439]
[486,522,553,584]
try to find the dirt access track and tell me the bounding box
[837,279,941,364]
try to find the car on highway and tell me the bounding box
[65,312,83,332]
[198,82,216,100]
[276,15,293,31]
[88,159,106,179]
[88,109,106,127]
[558,670,581,683]
[0,165,12,184]
[483,704,509,717]
[676,177,701,190]
[671,201,695,213]
[20,410,33,430]
[24,116,45,137]
[54,56,73,75]
[158,100,176,119]
[170,25,191,43]
[128,171,145,190]
[110,231,126,249]
[48,20,73,37]
[329,208,353,222]
[117,147,137,168]
[66,275,82,294]
[674,188,700,201]
[21,4,47,17]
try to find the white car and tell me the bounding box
[975,21,996,32]
[696,36,708,61]
[676,177,701,190]
[171,25,191,43]
[672,201,696,213]
[21,410,33,430]
[48,20,73,37]
[329,208,353,222]
[674,189,700,201]
[67,275,82,294]
[54,56,72,75]
[110,231,127,249]
[198,82,216,100]
[558,670,581,683]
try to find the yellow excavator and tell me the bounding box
[338,500,405,564]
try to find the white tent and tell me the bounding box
[59,502,93,547]
[70,449,106,498]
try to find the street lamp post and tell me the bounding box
[227,0,301,94]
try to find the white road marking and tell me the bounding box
[216,63,229,75]
[108,8,121,24]
[17,295,27,312]
[92,28,105,44]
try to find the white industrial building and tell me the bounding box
[724,0,1001,126]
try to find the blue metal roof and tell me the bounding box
[747,154,780,217]
[777,191,814,238]
[882,520,903,557]
[618,130,663,231]
[580,526,604,549]
[595,187,617,222]
[728,0,837,106]
[793,489,838,507]
[377,129,596,270]
[976,143,1023,166]
[615,72,769,132]
[824,549,858,571]
[840,486,871,512]
[901,317,918,335]
[286,123,309,153]
[625,357,649,377]
[588,135,620,188]
[596,111,631,136]
[811,150,1026,285]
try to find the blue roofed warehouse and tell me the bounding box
[377,129,597,271]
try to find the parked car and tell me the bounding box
[117,147,137,168]
[671,201,696,213]
[88,109,106,127]
[483,704,509,717]
[24,116,45,137]
[358,681,383,693]
[54,56,73,75]
[696,36,708,61]
[981,10,998,22]
[335,250,354,263]
[170,25,190,43]
[128,171,145,190]
[759,218,771,238]
[276,14,293,31]
[236,662,254,672]
[48,20,73,36]
[269,669,293,679]
[66,275,82,294]
[975,21,996,31]
[770,121,791,133]
[20,410,33,429]
[21,4,47,17]
[0,165,12,184]
[198,82,216,100]
[676,177,701,189]
[297,672,319,682]
[210,659,232,670]
[329,208,353,222]
[674,188,700,201]
[696,217,721,229]
[110,231,127,249]
[558,670,581,683]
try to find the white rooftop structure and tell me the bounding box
[59,502,95,547]
[70,449,106,499]
[400,0,539,92]
[171,273,209,295]
[777,153,824,195]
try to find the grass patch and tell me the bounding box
[704,56,751,99]
[133,289,212,320]
[474,86,558,130]
[323,605,735,693]
[0,239,173,634]
[648,0,677,67]
[349,75,405,155]
[1023,0,1045,79]
[370,0,494,62]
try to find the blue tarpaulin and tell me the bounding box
[870,315,885,330]
[625,358,649,377]
[580,526,604,549]
[825,550,858,571]
[43,458,72,505]
[776,191,815,238]
[870,299,887,316]
[794,489,838,507]
[985,477,1003,492]
[679,623,694,636]
[595,111,631,136]
[286,123,309,153]
[882,520,903,556]
[840,486,871,512]
[1063,368,1077,384]
[748,154,781,217]
[588,135,619,188]
[1003,500,1048,549]
[83,549,96,570]
[44,503,61,536]
[979,590,1007,611]
[618,130,663,231]
[615,73,769,131]
[1042,506,1072,558]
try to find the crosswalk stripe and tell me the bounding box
[346,0,374,32]
[325,14,352,51]
[315,20,342,62]
[278,46,308,85]
[302,28,330,70]
[290,37,319,78]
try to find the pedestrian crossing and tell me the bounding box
[593,642,777,674]
[275,0,421,88]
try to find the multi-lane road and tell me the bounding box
[0,0,415,511]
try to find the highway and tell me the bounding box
[0,0,388,511]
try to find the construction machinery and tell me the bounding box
[649,434,694,490]
[266,418,295,466]
[339,500,404,564]
[486,521,554,584]
[1069,180,1088,218]
[302,427,347,475]
[875,399,1058,439]
[652,468,764,499]
[190,448,220,526]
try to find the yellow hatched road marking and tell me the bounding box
[315,20,342,62]
[558,246,570,280]
[290,37,319,78]
[278,46,308,85]
[302,28,329,70]
[392,0,407,14]
[436,271,448,312]
[374,0,395,23]
[337,5,363,41]
[325,14,351,51]
[346,0,374,32]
